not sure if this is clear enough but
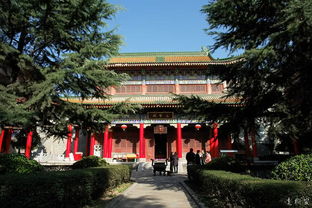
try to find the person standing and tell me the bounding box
[195,150,201,165]
[169,152,175,172]
[186,148,196,165]
[205,151,212,164]
[173,152,179,173]
[201,149,206,165]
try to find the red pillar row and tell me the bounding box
[103,126,109,158]
[4,129,13,153]
[25,131,33,159]
[176,123,182,158]
[73,128,79,155]
[108,131,112,158]
[89,133,95,156]
[65,125,73,158]
[139,123,145,158]
[0,129,6,152]
[210,123,219,158]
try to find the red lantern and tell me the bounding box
[121,124,127,131]
[195,124,201,130]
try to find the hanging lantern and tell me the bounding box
[121,124,127,131]
[195,124,201,130]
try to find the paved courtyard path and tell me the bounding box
[107,168,199,208]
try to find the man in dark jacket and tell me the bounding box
[173,152,178,173]
[195,150,201,165]
[186,148,195,165]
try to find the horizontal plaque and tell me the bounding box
[148,112,174,119]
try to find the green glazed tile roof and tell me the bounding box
[64,94,240,106]
[107,51,243,67]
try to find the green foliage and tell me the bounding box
[176,0,312,149]
[203,156,245,173]
[0,153,43,175]
[0,0,137,136]
[72,155,108,169]
[272,154,312,181]
[188,169,312,207]
[0,165,131,208]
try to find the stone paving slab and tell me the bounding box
[107,168,198,208]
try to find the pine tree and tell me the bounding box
[0,0,136,136]
[177,0,312,150]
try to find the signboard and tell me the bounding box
[148,112,174,119]
[94,145,102,157]
[154,125,167,134]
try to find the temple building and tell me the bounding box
[62,51,242,162]
[1,51,263,163]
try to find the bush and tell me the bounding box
[188,168,312,207]
[272,154,312,181]
[72,155,108,169]
[0,153,43,175]
[0,165,131,208]
[202,156,245,173]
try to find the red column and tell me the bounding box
[244,129,250,157]
[5,128,13,153]
[210,123,219,158]
[139,123,145,158]
[0,129,6,153]
[293,139,300,155]
[209,130,213,154]
[25,131,33,159]
[176,123,182,158]
[73,127,79,155]
[89,133,95,156]
[103,126,109,158]
[107,131,113,158]
[251,131,257,157]
[65,125,73,158]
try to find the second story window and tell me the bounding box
[115,85,142,94]
[146,84,175,93]
[180,84,207,93]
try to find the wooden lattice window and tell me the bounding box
[115,85,142,94]
[146,84,175,93]
[211,84,224,94]
[180,84,207,93]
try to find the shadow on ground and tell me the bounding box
[106,167,197,208]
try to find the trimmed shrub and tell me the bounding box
[272,154,312,181]
[202,156,245,173]
[72,155,108,169]
[188,168,312,207]
[0,153,43,175]
[0,165,131,208]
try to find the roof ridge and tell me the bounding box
[114,51,209,57]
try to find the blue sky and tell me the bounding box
[108,0,236,59]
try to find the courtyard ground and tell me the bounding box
[104,167,205,208]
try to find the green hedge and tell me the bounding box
[202,156,245,173]
[0,154,43,175]
[188,166,312,207]
[0,165,131,208]
[72,155,109,169]
[272,154,312,181]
